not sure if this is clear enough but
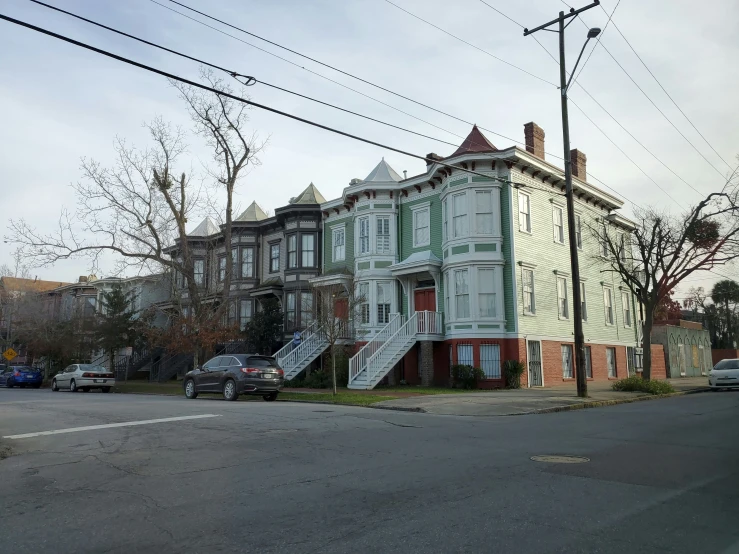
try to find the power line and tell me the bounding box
[569,0,621,88]
[0,12,524,187]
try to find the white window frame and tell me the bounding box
[600,224,609,258]
[376,216,391,254]
[358,216,370,255]
[332,225,345,262]
[376,281,392,324]
[552,205,564,244]
[522,268,535,315]
[457,343,473,366]
[454,269,470,319]
[301,234,316,267]
[603,286,615,326]
[518,191,531,233]
[452,192,468,239]
[478,267,496,318]
[557,275,569,320]
[561,344,574,378]
[411,203,430,248]
[479,344,501,379]
[287,235,298,269]
[606,347,617,378]
[475,190,494,235]
[580,281,587,322]
[442,199,447,243]
[575,214,583,250]
[270,244,280,273]
[358,283,370,325]
[621,290,632,328]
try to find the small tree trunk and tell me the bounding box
[331,347,337,396]
[642,317,654,381]
[193,348,199,373]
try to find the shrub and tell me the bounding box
[611,375,675,395]
[451,364,485,390]
[503,360,525,389]
[303,371,332,389]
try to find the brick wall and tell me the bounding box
[650,344,666,379]
[712,349,739,366]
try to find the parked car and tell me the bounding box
[0,366,42,388]
[183,354,284,402]
[708,358,739,390]
[51,364,116,393]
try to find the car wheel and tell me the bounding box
[184,379,198,399]
[101,387,111,393]
[51,379,59,392]
[6,381,13,389]
[70,379,78,393]
[222,379,238,401]
[263,392,278,402]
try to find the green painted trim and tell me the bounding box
[474,243,497,252]
[451,245,469,255]
[441,184,448,193]
[449,178,467,188]
[356,205,370,212]
[454,324,473,329]
[374,261,391,268]
[478,324,500,329]
[373,203,392,209]
[471,176,493,183]
[446,325,452,331]
[443,249,449,259]
[357,262,370,270]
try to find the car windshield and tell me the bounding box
[78,364,107,372]
[245,356,278,368]
[714,359,739,370]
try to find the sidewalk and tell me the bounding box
[372,377,709,416]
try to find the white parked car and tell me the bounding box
[52,364,116,393]
[708,358,739,390]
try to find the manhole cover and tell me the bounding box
[530,455,590,464]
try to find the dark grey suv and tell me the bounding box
[183,354,284,401]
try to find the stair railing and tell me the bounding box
[348,313,404,386]
[276,324,325,373]
[274,321,318,364]
[365,312,418,386]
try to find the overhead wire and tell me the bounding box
[569,0,621,89]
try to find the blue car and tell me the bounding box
[0,366,43,389]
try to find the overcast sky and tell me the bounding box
[1,0,737,300]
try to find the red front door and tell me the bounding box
[414,289,436,333]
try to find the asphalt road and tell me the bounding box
[1,388,738,554]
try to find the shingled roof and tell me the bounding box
[363,158,402,183]
[188,217,220,237]
[448,125,497,158]
[290,183,326,205]
[235,201,269,222]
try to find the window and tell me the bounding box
[376,282,392,324]
[218,256,226,282]
[358,216,370,254]
[478,268,496,318]
[228,300,237,324]
[270,244,280,272]
[301,234,315,267]
[622,291,632,327]
[442,200,447,242]
[301,292,313,326]
[454,269,470,318]
[552,206,564,243]
[562,345,573,378]
[286,292,296,329]
[287,235,297,268]
[557,276,569,319]
[376,217,390,254]
[444,272,450,317]
[332,227,345,262]
[194,259,204,286]
[239,299,252,331]
[412,207,430,247]
[585,346,593,378]
[241,247,254,278]
[518,192,531,232]
[232,247,239,278]
[480,344,501,379]
[84,297,97,318]
[475,191,494,234]
[619,234,627,263]
[452,193,468,238]
[457,344,473,366]
[627,346,643,372]
[604,287,614,325]
[359,283,370,324]
[600,224,609,257]
[606,347,617,378]
[580,282,587,321]
[522,269,535,314]
[575,214,583,249]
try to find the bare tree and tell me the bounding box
[596,185,739,380]
[6,69,265,369]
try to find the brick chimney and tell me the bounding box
[524,122,545,159]
[570,149,587,180]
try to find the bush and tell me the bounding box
[503,360,525,389]
[303,371,332,389]
[451,364,485,390]
[611,375,675,395]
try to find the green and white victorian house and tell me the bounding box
[306,123,642,389]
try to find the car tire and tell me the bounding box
[263,392,278,402]
[184,379,198,399]
[101,387,111,393]
[223,379,238,401]
[70,379,78,393]
[52,379,59,392]
[6,381,13,388]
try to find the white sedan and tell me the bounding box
[708,358,739,390]
[52,364,116,393]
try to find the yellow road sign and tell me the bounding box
[3,348,18,361]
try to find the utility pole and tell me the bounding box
[524,1,601,398]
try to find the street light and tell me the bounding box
[523,2,601,399]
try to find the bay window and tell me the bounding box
[376,281,392,324]
[454,269,470,318]
[301,234,315,267]
[376,217,390,254]
[288,235,297,269]
[475,191,494,234]
[194,259,204,286]
[241,247,254,278]
[452,193,468,238]
[358,216,370,254]
[478,268,496,318]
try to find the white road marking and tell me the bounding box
[2,414,222,439]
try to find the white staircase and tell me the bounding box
[275,322,330,381]
[348,311,442,390]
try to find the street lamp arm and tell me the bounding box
[522,0,600,35]
[565,37,592,92]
